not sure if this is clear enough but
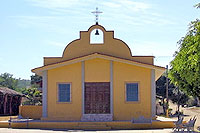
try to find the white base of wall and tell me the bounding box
[81,114,113,122]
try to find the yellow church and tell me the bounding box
[32,23,165,122]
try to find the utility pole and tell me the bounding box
[166,65,169,117]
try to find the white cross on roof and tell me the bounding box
[91,7,102,25]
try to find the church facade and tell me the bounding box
[32,24,165,122]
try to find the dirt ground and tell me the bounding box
[181,107,200,131]
[169,101,200,131]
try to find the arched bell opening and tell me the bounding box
[90,28,104,44]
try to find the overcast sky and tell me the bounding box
[0,0,199,79]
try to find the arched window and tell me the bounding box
[90,29,104,44]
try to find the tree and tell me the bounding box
[0,73,18,89]
[194,3,200,8]
[156,74,174,99]
[30,74,42,88]
[18,87,42,105]
[17,79,31,88]
[169,20,200,101]
[156,74,189,113]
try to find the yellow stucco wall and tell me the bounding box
[85,58,110,82]
[44,57,62,66]
[19,105,42,119]
[61,25,132,62]
[132,56,154,65]
[46,58,112,120]
[44,58,152,121]
[47,62,82,120]
[113,61,151,121]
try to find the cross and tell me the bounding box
[91,7,102,25]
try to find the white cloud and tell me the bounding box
[129,40,177,67]
[154,56,173,67]
[101,0,151,12]
[100,0,175,27]
[117,0,151,12]
[9,15,71,34]
[140,14,176,25]
[46,40,66,47]
[23,0,175,27]
[25,0,94,15]
[23,0,77,17]
[10,15,62,22]
[105,12,175,28]
[26,0,79,9]
[27,0,151,15]
[10,15,61,26]
[130,41,177,56]
[101,2,121,8]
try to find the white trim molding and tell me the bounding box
[32,53,165,80]
[151,69,156,118]
[42,70,48,118]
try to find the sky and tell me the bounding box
[0,0,199,80]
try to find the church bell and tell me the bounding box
[95,29,99,35]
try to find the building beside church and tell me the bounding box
[32,23,165,122]
[0,87,22,116]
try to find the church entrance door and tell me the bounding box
[84,82,110,114]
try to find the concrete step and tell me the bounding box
[77,123,111,130]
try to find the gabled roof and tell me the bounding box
[32,52,165,80]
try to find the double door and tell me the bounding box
[84,82,110,114]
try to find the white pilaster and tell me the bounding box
[110,61,113,115]
[81,61,85,115]
[42,70,48,118]
[151,69,156,118]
